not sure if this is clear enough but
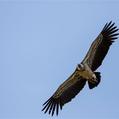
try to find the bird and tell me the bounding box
[42,21,119,116]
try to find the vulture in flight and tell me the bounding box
[42,21,119,116]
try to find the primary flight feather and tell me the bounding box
[42,21,119,116]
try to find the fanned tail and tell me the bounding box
[88,72,101,89]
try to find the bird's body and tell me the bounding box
[42,21,119,116]
[77,63,97,82]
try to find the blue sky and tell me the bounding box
[0,1,119,119]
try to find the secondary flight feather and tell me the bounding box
[42,21,119,116]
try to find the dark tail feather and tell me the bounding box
[88,72,101,89]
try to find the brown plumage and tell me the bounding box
[42,21,119,116]
[82,21,119,71]
[42,69,86,116]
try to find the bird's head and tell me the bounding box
[77,64,85,71]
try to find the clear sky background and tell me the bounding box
[0,0,119,119]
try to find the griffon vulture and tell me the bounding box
[42,21,119,116]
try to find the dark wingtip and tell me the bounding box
[42,97,52,106]
[102,21,119,41]
[42,97,62,116]
[103,21,114,31]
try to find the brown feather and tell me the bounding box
[42,69,86,116]
[82,21,119,71]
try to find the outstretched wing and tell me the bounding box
[82,21,119,71]
[42,69,86,116]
